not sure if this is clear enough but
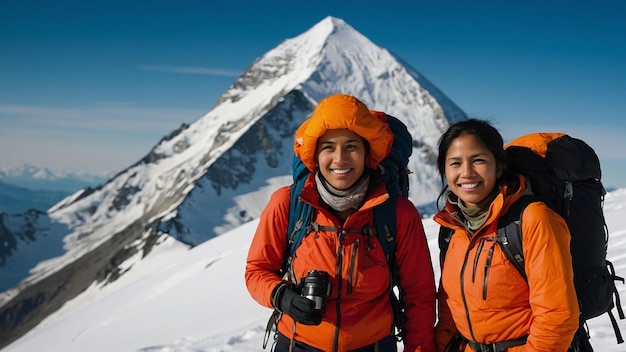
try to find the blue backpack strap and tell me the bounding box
[287,183,312,255]
[284,154,314,273]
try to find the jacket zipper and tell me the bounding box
[348,239,358,295]
[472,238,486,283]
[460,228,489,344]
[460,244,477,343]
[483,244,495,300]
[332,229,346,352]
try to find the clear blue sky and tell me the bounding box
[1,1,625,188]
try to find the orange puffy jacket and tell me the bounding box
[245,175,436,352]
[434,175,580,352]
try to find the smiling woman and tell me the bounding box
[433,118,580,351]
[245,94,437,352]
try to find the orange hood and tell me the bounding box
[294,94,393,171]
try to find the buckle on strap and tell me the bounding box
[467,336,528,352]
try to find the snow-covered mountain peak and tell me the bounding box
[4,16,467,288]
[276,15,376,65]
[212,16,378,107]
[0,17,468,348]
[311,15,350,34]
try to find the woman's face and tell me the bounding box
[444,133,502,209]
[316,128,367,190]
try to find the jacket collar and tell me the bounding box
[299,172,389,213]
[435,174,529,231]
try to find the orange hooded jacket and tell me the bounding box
[245,94,436,351]
[434,176,580,352]
[246,178,436,351]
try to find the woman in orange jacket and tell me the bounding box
[433,119,580,351]
[245,94,436,352]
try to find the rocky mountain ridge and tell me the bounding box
[0,16,466,348]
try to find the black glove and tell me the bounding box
[273,283,323,326]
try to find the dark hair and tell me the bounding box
[436,118,511,205]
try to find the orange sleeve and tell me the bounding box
[522,202,580,351]
[244,186,291,308]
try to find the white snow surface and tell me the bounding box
[4,188,626,352]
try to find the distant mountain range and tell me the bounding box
[0,165,108,214]
[0,164,108,192]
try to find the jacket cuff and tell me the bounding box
[271,282,288,311]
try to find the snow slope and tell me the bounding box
[5,187,626,352]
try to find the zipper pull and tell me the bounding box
[483,245,495,300]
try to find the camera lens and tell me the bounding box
[301,270,330,311]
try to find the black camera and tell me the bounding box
[300,270,331,312]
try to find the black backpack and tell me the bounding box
[439,132,624,351]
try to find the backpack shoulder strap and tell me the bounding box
[283,155,315,274]
[496,195,542,281]
[373,190,407,341]
[287,183,313,253]
[438,225,454,266]
[373,191,398,266]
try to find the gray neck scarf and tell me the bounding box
[315,171,370,212]
[451,187,499,231]
[458,200,489,231]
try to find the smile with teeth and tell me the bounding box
[332,168,352,174]
[460,183,480,189]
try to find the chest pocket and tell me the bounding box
[342,233,390,299]
[291,226,390,300]
[471,238,528,309]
